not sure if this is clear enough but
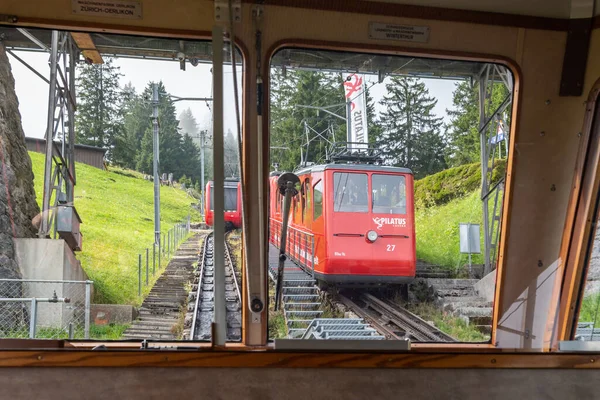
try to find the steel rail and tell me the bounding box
[189,232,211,340]
[361,293,456,342]
[337,294,400,340]
[225,232,242,307]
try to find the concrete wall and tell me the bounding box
[14,238,87,282]
[13,238,88,328]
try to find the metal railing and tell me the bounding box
[0,279,92,339]
[138,216,191,297]
[269,219,315,277]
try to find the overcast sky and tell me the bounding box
[8,50,457,142]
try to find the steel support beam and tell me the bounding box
[40,31,59,237]
[39,31,78,240]
[478,64,512,275]
[212,25,226,346]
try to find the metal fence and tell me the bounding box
[269,219,315,277]
[138,217,191,297]
[0,279,92,339]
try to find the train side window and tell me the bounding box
[314,180,323,219]
[302,179,310,222]
[305,180,311,219]
[276,192,281,213]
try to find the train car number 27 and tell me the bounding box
[386,245,395,252]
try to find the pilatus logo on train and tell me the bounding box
[372,217,407,230]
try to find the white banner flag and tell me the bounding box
[343,73,369,150]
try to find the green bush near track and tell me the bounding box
[414,160,506,209]
[29,151,201,306]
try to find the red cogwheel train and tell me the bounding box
[269,164,416,285]
[204,179,242,231]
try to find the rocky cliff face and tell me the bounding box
[0,42,40,280]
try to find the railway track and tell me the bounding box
[338,291,456,342]
[189,232,242,341]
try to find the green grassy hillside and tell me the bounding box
[414,161,507,269]
[29,152,201,305]
[416,191,485,269]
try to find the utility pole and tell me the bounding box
[152,83,161,245]
[199,129,206,214]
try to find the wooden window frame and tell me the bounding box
[555,79,600,345]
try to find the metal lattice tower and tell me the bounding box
[39,30,79,238]
[478,64,513,275]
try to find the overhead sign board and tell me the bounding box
[369,22,430,43]
[72,0,142,19]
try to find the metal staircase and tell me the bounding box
[269,263,322,338]
[268,255,383,340]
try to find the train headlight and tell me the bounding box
[366,230,378,243]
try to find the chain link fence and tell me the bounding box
[0,279,92,339]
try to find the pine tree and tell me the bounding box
[365,84,383,146]
[180,133,201,181]
[269,69,345,171]
[179,108,200,143]
[132,82,184,178]
[75,57,124,158]
[378,77,445,178]
[112,82,138,168]
[223,129,239,178]
[444,80,510,167]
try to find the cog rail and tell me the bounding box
[189,232,242,341]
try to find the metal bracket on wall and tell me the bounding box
[215,0,241,23]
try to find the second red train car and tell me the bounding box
[269,164,416,285]
[204,179,242,230]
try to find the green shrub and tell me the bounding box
[415,159,506,209]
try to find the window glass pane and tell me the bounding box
[268,46,513,345]
[314,180,323,219]
[577,217,600,341]
[0,26,245,345]
[224,187,238,211]
[333,172,368,212]
[372,174,406,214]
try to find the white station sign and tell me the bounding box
[72,0,142,19]
[369,22,430,43]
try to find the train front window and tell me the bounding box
[210,186,238,211]
[333,172,368,212]
[372,175,406,214]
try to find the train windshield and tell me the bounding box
[333,172,369,212]
[372,174,407,214]
[210,186,238,211]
